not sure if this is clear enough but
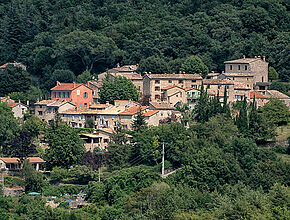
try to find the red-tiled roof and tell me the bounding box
[0,158,20,163]
[150,102,175,110]
[51,82,92,91]
[34,100,55,105]
[142,110,159,117]
[119,106,148,115]
[224,57,262,64]
[250,91,266,99]
[28,157,46,163]
[6,103,19,108]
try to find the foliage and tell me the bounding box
[261,98,289,126]
[269,66,279,81]
[180,55,209,78]
[270,81,290,96]
[45,122,85,168]
[235,96,249,135]
[0,65,31,96]
[21,159,46,193]
[76,70,92,83]
[0,102,19,149]
[23,115,47,137]
[99,76,139,104]
[131,109,147,131]
[137,56,168,74]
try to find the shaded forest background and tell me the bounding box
[0,0,289,93]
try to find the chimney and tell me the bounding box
[222,71,224,74]
[106,101,110,107]
[263,56,266,61]
[212,71,214,73]
[73,82,76,88]
[258,56,261,59]
[254,56,257,59]
[243,55,245,59]
[56,81,60,86]
[116,63,120,68]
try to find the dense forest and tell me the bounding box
[0,0,289,94]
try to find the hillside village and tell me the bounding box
[0,0,289,219]
[2,56,289,152]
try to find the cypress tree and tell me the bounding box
[195,83,209,123]
[222,86,231,117]
[236,96,248,135]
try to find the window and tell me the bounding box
[38,111,43,115]
[77,90,80,95]
[72,116,75,121]
[192,80,196,82]
[262,77,264,82]
[168,80,172,83]
[230,65,233,70]
[155,95,160,100]
[79,123,82,128]
[238,65,241,70]
[67,92,70,98]
[178,80,183,84]
[233,77,235,80]
[155,80,160,84]
[80,104,82,108]
[155,86,160,91]
[84,103,87,108]
[112,116,115,120]
[84,92,88,98]
[191,85,197,88]
[79,116,82,121]
[104,139,109,143]
[39,105,42,108]
[62,92,66,98]
[53,92,56,98]
[58,92,61,98]
[245,65,248,70]
[218,85,221,89]
[138,86,141,90]
[247,78,249,81]
[207,85,211,89]
[22,108,25,114]
[176,94,178,97]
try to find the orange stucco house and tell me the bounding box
[51,81,93,109]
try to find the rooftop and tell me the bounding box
[142,110,159,117]
[224,57,265,64]
[150,102,175,110]
[264,90,290,99]
[203,79,234,85]
[250,91,266,99]
[234,82,251,90]
[51,82,92,91]
[146,73,203,80]
[162,85,185,91]
[119,106,148,116]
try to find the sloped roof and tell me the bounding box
[35,100,56,105]
[28,157,46,163]
[119,106,148,115]
[142,110,159,117]
[203,79,234,85]
[0,158,20,163]
[6,102,27,108]
[222,72,254,77]
[250,91,266,99]
[150,102,175,110]
[234,83,251,90]
[146,73,202,80]
[264,90,290,99]
[224,58,262,64]
[162,85,185,91]
[90,104,107,109]
[51,82,93,91]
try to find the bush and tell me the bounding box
[43,184,87,197]
[271,145,287,154]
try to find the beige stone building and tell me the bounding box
[34,100,75,123]
[143,73,203,102]
[161,86,187,107]
[87,80,103,104]
[224,56,269,90]
[119,106,148,130]
[6,102,28,119]
[203,79,235,103]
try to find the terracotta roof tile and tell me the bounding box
[0,158,20,163]
[250,91,266,99]
[119,106,148,115]
[51,82,92,91]
[34,100,55,105]
[28,157,46,163]
[150,102,175,110]
[142,110,159,117]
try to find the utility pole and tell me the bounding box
[161,142,165,176]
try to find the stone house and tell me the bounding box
[6,102,28,119]
[87,80,103,104]
[51,82,93,109]
[250,91,268,107]
[185,88,200,107]
[143,73,203,102]
[161,86,187,107]
[234,82,251,101]
[0,157,45,171]
[118,106,148,130]
[203,79,235,103]
[224,56,269,90]
[34,100,75,123]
